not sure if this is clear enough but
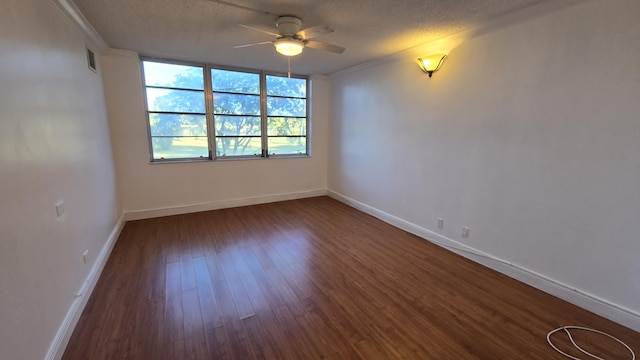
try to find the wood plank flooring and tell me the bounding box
[63,196,639,359]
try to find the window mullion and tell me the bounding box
[259,71,268,157]
[305,77,310,155]
[204,64,215,159]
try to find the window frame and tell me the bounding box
[264,74,309,158]
[210,65,263,160]
[140,58,209,162]
[140,58,310,163]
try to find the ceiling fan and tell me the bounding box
[234,15,345,57]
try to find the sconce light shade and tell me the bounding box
[417,54,447,77]
[274,38,304,56]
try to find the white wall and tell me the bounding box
[329,0,640,329]
[0,1,119,359]
[103,51,329,219]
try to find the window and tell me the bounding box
[266,75,307,155]
[142,61,208,159]
[141,59,309,161]
[211,69,261,157]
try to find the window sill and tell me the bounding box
[148,154,310,164]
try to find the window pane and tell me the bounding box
[151,136,208,159]
[268,137,306,155]
[143,61,204,90]
[215,116,261,136]
[147,88,205,113]
[211,69,260,94]
[267,97,306,116]
[214,93,260,115]
[149,113,206,136]
[216,137,262,157]
[267,117,306,136]
[266,75,306,97]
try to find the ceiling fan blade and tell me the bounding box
[239,24,280,37]
[208,0,277,17]
[297,25,334,40]
[233,41,273,49]
[305,40,345,54]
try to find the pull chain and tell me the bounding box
[287,56,291,78]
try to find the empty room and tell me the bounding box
[1,0,639,359]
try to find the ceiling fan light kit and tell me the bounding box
[274,38,304,56]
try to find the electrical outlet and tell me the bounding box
[82,250,89,264]
[462,226,470,239]
[437,218,444,229]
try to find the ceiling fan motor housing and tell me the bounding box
[276,16,302,37]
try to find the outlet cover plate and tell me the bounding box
[462,226,470,238]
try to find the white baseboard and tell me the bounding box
[124,189,328,221]
[46,214,125,360]
[327,190,640,332]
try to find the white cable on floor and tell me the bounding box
[547,325,635,360]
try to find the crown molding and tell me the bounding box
[330,0,583,78]
[51,0,109,52]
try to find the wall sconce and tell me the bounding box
[417,54,447,77]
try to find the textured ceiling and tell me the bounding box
[73,0,547,75]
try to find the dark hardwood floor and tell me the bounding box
[63,196,639,359]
